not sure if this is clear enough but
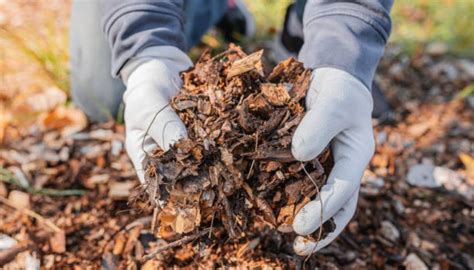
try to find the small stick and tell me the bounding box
[141,228,211,262]
[211,49,237,61]
[208,212,216,238]
[141,103,170,156]
[151,207,159,232]
[246,131,259,179]
[220,190,237,238]
[301,163,324,262]
[0,196,61,233]
[125,216,153,231]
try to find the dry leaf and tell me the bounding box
[459,153,474,178]
[16,87,67,113]
[108,181,136,200]
[261,83,290,106]
[8,190,30,209]
[226,50,264,79]
[49,230,66,253]
[38,106,87,136]
[276,204,295,225]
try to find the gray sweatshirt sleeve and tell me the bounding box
[298,0,393,89]
[101,0,186,77]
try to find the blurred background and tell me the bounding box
[0,0,473,269]
[0,0,473,134]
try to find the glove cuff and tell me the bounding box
[121,46,193,85]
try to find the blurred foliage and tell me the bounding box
[0,1,70,94]
[455,84,474,100]
[0,0,472,99]
[0,26,69,92]
[391,0,474,56]
[245,0,292,35]
[245,0,474,57]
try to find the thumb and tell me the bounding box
[292,104,345,161]
[293,188,359,255]
[291,68,370,161]
[125,106,187,184]
[146,105,187,151]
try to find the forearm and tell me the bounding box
[100,0,186,78]
[299,0,393,89]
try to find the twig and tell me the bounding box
[246,131,259,179]
[301,162,323,262]
[211,49,237,61]
[125,216,153,231]
[0,196,61,233]
[151,207,159,232]
[141,103,170,156]
[141,228,211,262]
[220,189,237,238]
[209,211,216,238]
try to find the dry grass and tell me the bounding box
[0,0,70,136]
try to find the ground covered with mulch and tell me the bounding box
[0,46,473,269]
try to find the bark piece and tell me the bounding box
[226,50,264,79]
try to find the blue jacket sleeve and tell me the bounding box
[298,0,393,90]
[101,0,186,77]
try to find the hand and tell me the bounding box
[123,47,192,183]
[291,68,375,255]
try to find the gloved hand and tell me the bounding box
[122,47,193,183]
[291,68,375,255]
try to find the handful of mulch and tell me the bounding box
[140,45,335,255]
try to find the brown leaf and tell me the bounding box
[237,237,260,258]
[255,196,276,226]
[220,148,233,166]
[123,225,142,255]
[285,180,305,205]
[38,106,87,136]
[108,181,136,200]
[260,83,290,106]
[277,204,295,225]
[174,207,200,234]
[226,50,264,79]
[112,232,127,256]
[8,190,30,210]
[289,69,312,103]
[49,230,66,253]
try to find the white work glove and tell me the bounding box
[122,47,192,183]
[291,68,375,255]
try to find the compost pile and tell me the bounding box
[141,45,335,247]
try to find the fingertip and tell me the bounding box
[293,236,316,256]
[291,135,311,161]
[291,133,322,162]
[146,107,188,151]
[292,200,319,235]
[291,114,331,162]
[161,120,187,151]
